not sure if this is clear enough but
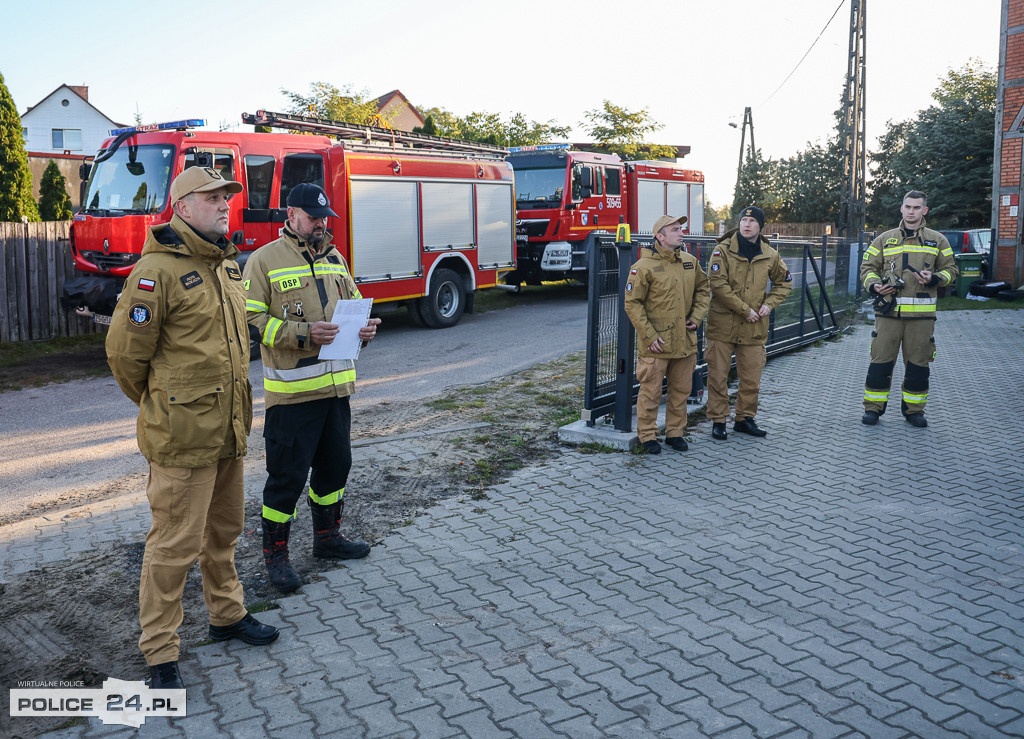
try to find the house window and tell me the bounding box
[22,127,28,139]
[52,128,82,151]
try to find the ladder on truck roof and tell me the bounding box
[241,110,508,160]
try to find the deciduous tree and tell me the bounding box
[580,101,676,160]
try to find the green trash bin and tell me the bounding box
[954,253,986,296]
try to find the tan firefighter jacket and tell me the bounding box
[624,241,710,358]
[106,215,252,468]
[243,226,362,409]
[860,218,957,320]
[706,229,793,345]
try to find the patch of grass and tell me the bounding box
[938,295,1023,311]
[0,333,106,367]
[575,442,618,454]
[425,397,459,410]
[535,392,564,406]
[462,399,487,408]
[247,600,281,614]
[466,386,492,395]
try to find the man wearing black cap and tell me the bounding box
[705,206,792,440]
[624,214,710,454]
[243,183,380,592]
[107,166,279,691]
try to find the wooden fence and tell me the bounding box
[0,221,101,344]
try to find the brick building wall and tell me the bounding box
[994,0,1024,283]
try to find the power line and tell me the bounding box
[759,0,847,108]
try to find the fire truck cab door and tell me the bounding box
[182,147,244,245]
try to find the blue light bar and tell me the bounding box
[109,119,206,136]
[507,143,570,153]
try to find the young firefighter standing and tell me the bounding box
[860,190,957,428]
[705,206,792,440]
[243,183,380,593]
[624,215,710,454]
[106,167,279,691]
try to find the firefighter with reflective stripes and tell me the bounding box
[860,190,957,428]
[243,183,380,592]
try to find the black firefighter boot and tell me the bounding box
[309,499,371,560]
[262,519,301,593]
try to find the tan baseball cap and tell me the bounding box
[652,214,688,234]
[170,166,242,205]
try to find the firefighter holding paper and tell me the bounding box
[243,183,380,593]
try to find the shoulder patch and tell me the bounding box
[630,269,638,275]
[626,283,633,292]
[785,270,792,281]
[886,237,899,245]
[225,265,242,281]
[712,250,721,257]
[137,277,156,292]
[244,279,251,291]
[128,302,152,328]
[711,263,721,272]
[683,262,694,270]
[181,271,204,289]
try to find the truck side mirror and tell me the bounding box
[79,163,92,180]
[580,166,593,189]
[581,187,592,199]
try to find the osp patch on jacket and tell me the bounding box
[181,271,203,289]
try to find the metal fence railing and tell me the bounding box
[583,232,867,429]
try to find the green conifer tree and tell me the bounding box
[38,159,73,220]
[0,71,40,221]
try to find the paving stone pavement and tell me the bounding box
[7,309,1024,737]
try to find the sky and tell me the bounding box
[3,0,1001,207]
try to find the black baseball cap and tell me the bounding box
[286,183,338,218]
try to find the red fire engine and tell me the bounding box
[65,112,516,328]
[505,145,704,285]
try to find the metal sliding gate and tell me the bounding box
[583,232,863,430]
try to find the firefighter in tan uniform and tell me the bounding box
[860,190,956,428]
[106,167,279,691]
[243,183,380,593]
[624,214,711,454]
[706,206,792,440]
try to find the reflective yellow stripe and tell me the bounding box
[246,299,268,312]
[268,265,313,280]
[865,246,880,257]
[263,505,297,523]
[313,264,349,276]
[902,390,928,404]
[863,273,880,287]
[940,247,953,257]
[264,369,356,395]
[937,270,953,284]
[896,297,937,305]
[864,390,889,402]
[264,316,284,346]
[309,486,344,505]
[897,304,937,314]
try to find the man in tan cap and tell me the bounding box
[624,215,710,454]
[107,166,279,691]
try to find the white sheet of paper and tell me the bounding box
[317,298,373,360]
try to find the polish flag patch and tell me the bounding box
[138,278,156,292]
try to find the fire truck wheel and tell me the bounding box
[418,268,465,328]
[407,300,427,327]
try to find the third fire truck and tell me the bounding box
[66,111,516,329]
[505,145,705,285]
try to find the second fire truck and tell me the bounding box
[505,145,705,285]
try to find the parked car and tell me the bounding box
[939,228,991,254]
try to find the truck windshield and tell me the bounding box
[513,167,565,209]
[82,144,175,215]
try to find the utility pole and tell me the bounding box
[731,107,756,204]
[839,0,867,241]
